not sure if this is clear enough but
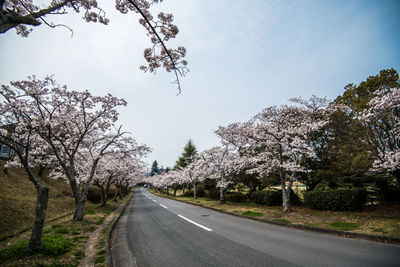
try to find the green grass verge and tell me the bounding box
[242,211,263,217]
[273,219,291,224]
[329,221,358,231]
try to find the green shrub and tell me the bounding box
[41,234,74,256]
[304,188,366,211]
[225,192,248,203]
[183,187,206,197]
[87,187,117,203]
[250,190,282,206]
[250,189,301,206]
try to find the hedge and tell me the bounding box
[225,193,248,203]
[249,189,301,206]
[183,188,206,198]
[249,190,282,206]
[304,188,366,211]
[87,187,116,203]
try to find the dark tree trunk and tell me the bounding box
[27,186,49,254]
[173,187,177,197]
[21,159,49,254]
[74,195,87,221]
[38,165,45,177]
[193,182,197,199]
[219,188,225,204]
[113,186,119,202]
[100,186,107,206]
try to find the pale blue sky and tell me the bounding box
[0,0,399,168]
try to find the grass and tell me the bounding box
[242,211,263,217]
[151,189,400,239]
[0,198,130,266]
[0,162,75,240]
[328,221,358,231]
[0,163,133,266]
[273,219,291,224]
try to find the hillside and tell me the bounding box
[0,161,75,240]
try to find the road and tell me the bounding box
[111,188,400,267]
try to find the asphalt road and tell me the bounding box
[111,188,400,267]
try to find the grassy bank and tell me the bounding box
[0,199,130,266]
[152,190,400,239]
[0,162,75,240]
[0,162,132,266]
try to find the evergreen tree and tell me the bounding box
[174,139,198,170]
[150,160,160,176]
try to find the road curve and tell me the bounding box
[111,188,400,267]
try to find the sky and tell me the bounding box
[0,0,399,169]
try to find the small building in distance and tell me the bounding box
[0,144,14,160]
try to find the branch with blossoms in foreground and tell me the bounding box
[0,0,188,94]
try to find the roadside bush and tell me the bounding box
[250,190,281,206]
[184,187,206,197]
[304,188,366,211]
[205,189,221,200]
[250,189,301,206]
[225,192,248,203]
[373,175,400,204]
[87,187,116,203]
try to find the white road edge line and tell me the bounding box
[159,204,168,209]
[152,200,157,203]
[178,215,212,232]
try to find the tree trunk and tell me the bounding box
[182,185,185,196]
[38,165,45,177]
[173,187,177,197]
[281,177,293,213]
[27,186,49,254]
[100,186,107,206]
[74,196,87,221]
[219,188,225,204]
[193,182,197,199]
[114,186,119,202]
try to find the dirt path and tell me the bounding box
[80,201,128,267]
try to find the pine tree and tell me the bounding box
[150,160,160,176]
[174,139,198,170]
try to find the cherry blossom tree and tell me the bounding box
[180,159,209,199]
[6,75,134,220]
[360,87,400,176]
[215,122,261,192]
[245,103,326,212]
[0,82,53,253]
[199,146,237,204]
[85,138,150,206]
[0,0,188,93]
